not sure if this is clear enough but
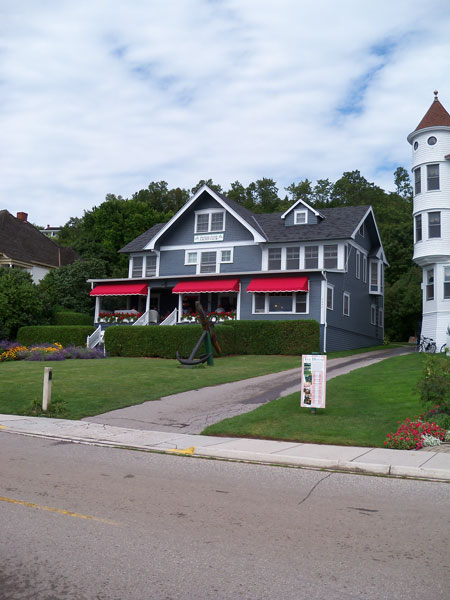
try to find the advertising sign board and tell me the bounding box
[300,354,326,409]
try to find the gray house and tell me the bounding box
[88,184,387,351]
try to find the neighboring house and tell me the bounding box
[89,184,387,352]
[40,224,62,238]
[0,210,78,283]
[408,91,450,349]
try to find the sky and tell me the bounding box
[2,0,450,227]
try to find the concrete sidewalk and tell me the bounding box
[1,414,450,481]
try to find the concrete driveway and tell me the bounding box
[84,346,414,434]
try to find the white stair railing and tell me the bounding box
[133,311,150,326]
[160,308,177,326]
[87,325,103,348]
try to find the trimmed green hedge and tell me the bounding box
[105,320,319,358]
[17,326,95,347]
[52,312,92,326]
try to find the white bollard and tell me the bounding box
[42,367,53,411]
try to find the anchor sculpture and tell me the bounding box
[176,301,221,366]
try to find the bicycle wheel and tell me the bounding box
[429,343,437,353]
[440,344,448,354]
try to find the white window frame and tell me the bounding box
[323,244,338,269]
[426,268,434,301]
[185,247,234,273]
[294,210,307,225]
[251,291,309,314]
[378,308,384,328]
[428,211,441,239]
[362,255,367,283]
[194,209,226,234]
[343,292,350,317]
[359,222,365,238]
[414,167,421,195]
[370,260,381,293]
[264,246,301,271]
[444,267,450,300]
[415,214,422,243]
[355,250,361,279]
[131,255,143,278]
[144,253,158,277]
[326,285,334,310]
[427,164,439,191]
[304,245,319,269]
[371,304,377,325]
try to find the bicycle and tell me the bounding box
[416,335,437,353]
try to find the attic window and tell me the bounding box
[195,209,225,234]
[427,136,437,146]
[359,222,365,237]
[294,210,307,225]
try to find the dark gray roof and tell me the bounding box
[118,187,373,252]
[0,210,78,267]
[119,223,165,253]
[253,206,371,242]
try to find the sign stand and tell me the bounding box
[300,353,326,411]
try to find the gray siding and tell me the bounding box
[159,245,262,276]
[239,273,322,323]
[285,208,319,226]
[157,192,254,248]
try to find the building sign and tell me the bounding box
[194,233,224,243]
[300,354,326,409]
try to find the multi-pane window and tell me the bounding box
[370,261,379,293]
[304,246,319,269]
[427,164,439,191]
[145,254,157,276]
[327,285,334,310]
[186,251,197,265]
[444,267,450,299]
[414,168,421,195]
[371,305,376,325]
[323,244,338,269]
[286,247,300,270]
[294,211,307,224]
[220,250,232,263]
[415,214,422,242]
[132,256,143,277]
[355,251,361,279]
[268,247,282,270]
[343,292,350,316]
[200,251,217,273]
[195,210,225,233]
[428,212,441,238]
[253,292,307,314]
[426,269,434,301]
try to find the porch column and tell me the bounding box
[178,293,183,323]
[94,296,100,323]
[146,286,151,312]
[236,285,241,321]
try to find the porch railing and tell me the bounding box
[160,308,177,326]
[132,310,150,326]
[87,325,103,349]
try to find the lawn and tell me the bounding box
[0,355,301,420]
[202,353,426,448]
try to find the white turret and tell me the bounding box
[408,91,450,348]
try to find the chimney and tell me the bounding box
[17,212,28,222]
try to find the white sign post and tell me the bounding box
[42,367,53,411]
[300,354,326,412]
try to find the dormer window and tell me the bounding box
[195,209,225,233]
[294,210,307,225]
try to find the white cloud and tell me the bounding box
[1,0,450,225]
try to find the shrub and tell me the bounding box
[52,311,92,326]
[417,354,450,415]
[17,326,95,348]
[25,397,68,418]
[104,320,320,358]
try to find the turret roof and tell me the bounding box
[414,91,450,131]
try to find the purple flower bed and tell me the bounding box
[0,340,105,361]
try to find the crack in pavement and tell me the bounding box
[298,472,333,506]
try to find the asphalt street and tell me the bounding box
[1,434,449,600]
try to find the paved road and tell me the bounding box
[85,346,414,433]
[1,434,448,600]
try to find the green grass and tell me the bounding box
[202,353,425,448]
[0,355,301,420]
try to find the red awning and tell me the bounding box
[246,276,309,293]
[172,278,240,294]
[90,283,148,296]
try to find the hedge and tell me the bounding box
[105,320,319,358]
[17,326,95,347]
[52,311,92,326]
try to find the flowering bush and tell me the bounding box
[422,434,442,447]
[180,311,236,322]
[98,312,142,323]
[0,341,104,362]
[384,417,447,450]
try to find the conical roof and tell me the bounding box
[415,91,450,131]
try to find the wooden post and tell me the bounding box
[42,367,53,411]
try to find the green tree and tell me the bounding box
[38,258,108,315]
[0,269,49,339]
[191,179,223,195]
[384,266,422,341]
